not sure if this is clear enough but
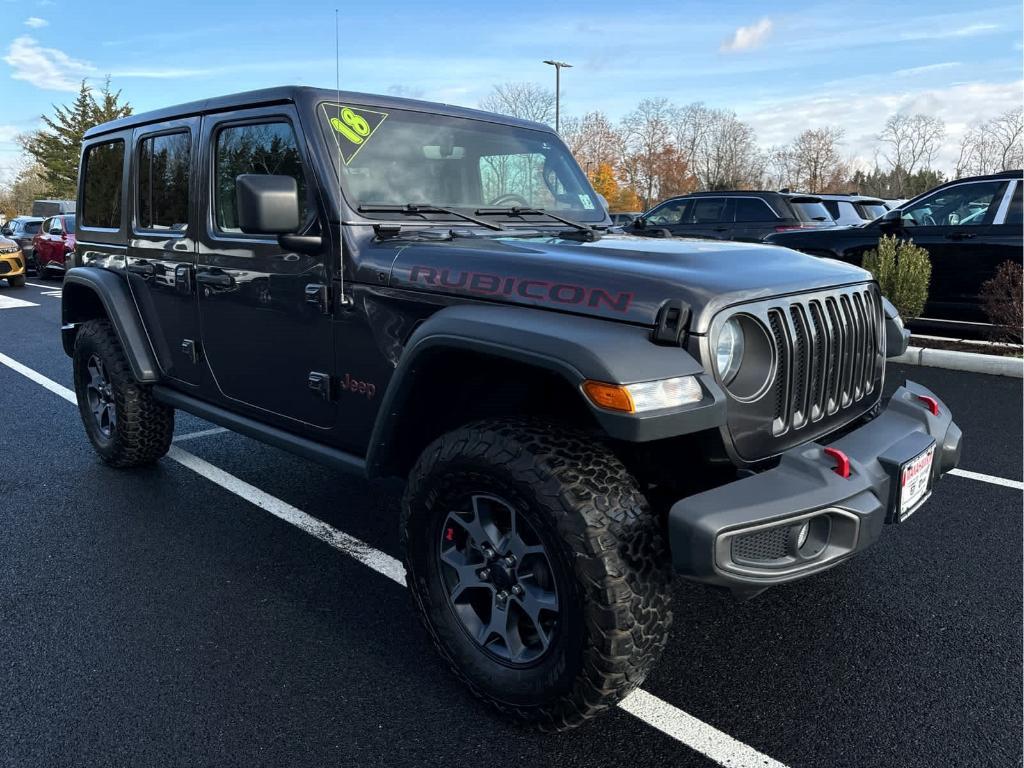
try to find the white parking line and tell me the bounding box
[949,468,1024,491]
[0,295,39,309]
[173,427,229,442]
[0,350,791,768]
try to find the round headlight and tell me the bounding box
[715,318,745,384]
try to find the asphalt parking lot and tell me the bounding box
[0,279,1021,768]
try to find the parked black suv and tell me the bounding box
[630,190,835,241]
[62,87,962,730]
[765,171,1023,335]
[1,215,44,272]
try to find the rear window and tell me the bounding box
[25,222,41,234]
[688,198,728,223]
[138,131,191,231]
[734,198,777,222]
[82,139,125,228]
[791,201,831,222]
[822,201,840,219]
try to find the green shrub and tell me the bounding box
[862,235,931,320]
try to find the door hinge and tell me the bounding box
[305,283,331,314]
[308,371,332,400]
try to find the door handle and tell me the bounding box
[127,262,155,276]
[196,272,234,288]
[946,231,976,240]
[712,227,729,232]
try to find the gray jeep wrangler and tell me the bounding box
[62,87,962,730]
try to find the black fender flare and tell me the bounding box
[365,303,726,478]
[61,267,161,383]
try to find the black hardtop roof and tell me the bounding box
[84,85,553,140]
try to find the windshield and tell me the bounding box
[318,102,605,223]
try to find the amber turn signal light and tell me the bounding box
[582,381,635,413]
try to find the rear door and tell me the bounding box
[126,117,202,385]
[732,197,781,241]
[196,105,335,429]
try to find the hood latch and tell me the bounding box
[652,299,692,347]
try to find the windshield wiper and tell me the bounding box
[358,203,505,231]
[474,206,603,241]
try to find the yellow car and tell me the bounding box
[0,235,26,287]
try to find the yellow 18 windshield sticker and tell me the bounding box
[322,103,388,165]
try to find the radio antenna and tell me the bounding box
[335,8,351,307]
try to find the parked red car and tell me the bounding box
[33,213,76,277]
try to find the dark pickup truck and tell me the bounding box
[62,86,962,730]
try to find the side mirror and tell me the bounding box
[236,174,300,235]
[633,216,646,229]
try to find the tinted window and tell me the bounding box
[734,198,777,222]
[1004,183,1022,226]
[646,200,688,225]
[64,214,76,231]
[791,201,831,222]
[687,198,727,223]
[44,217,59,233]
[138,132,191,231]
[902,180,1008,227]
[856,203,887,220]
[215,122,308,233]
[82,140,125,228]
[25,221,41,235]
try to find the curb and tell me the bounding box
[891,346,1023,378]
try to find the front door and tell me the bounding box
[126,117,202,385]
[896,178,1012,322]
[196,107,335,429]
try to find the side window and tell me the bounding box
[1003,183,1022,226]
[735,198,777,222]
[214,121,308,233]
[50,217,63,234]
[138,131,191,231]
[82,139,125,229]
[646,200,688,225]
[41,217,54,234]
[26,221,41,235]
[688,198,727,223]
[901,180,1008,227]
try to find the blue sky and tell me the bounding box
[1,0,1021,184]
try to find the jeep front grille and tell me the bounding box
[767,286,882,436]
[716,284,885,461]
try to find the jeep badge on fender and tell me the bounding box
[62,86,963,731]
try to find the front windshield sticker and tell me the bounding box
[578,193,595,210]
[321,103,388,165]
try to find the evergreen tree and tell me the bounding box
[19,78,132,199]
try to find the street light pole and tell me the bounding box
[542,59,572,132]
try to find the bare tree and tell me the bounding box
[686,107,762,190]
[621,98,676,207]
[989,109,1024,171]
[480,82,555,126]
[781,127,847,193]
[563,111,624,176]
[878,113,945,195]
[953,109,1023,178]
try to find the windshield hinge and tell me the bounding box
[374,223,403,239]
[652,299,691,346]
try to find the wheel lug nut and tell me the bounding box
[478,568,491,581]
[511,584,523,596]
[503,555,516,567]
[496,590,509,604]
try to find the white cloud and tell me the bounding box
[721,18,773,53]
[900,22,1000,41]
[23,16,47,28]
[741,79,1024,172]
[3,35,94,90]
[892,62,961,77]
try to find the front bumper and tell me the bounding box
[668,380,961,591]
[0,250,25,278]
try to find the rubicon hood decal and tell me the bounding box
[389,234,872,332]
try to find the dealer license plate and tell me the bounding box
[899,444,935,521]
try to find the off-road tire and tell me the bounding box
[8,274,26,287]
[402,419,672,731]
[73,319,174,467]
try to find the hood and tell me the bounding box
[388,233,872,333]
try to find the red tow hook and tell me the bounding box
[915,394,940,416]
[823,447,851,479]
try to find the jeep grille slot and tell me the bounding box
[723,284,884,461]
